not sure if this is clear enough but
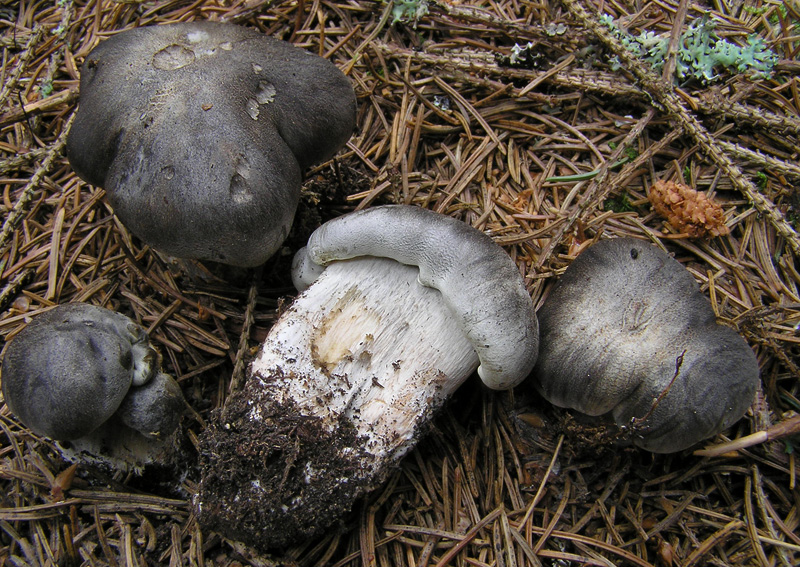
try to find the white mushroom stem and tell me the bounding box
[196,257,478,548]
[255,256,477,464]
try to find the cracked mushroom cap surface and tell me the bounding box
[1,304,161,441]
[532,238,759,453]
[67,21,357,266]
[291,205,540,390]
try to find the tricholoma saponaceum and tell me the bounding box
[532,238,759,453]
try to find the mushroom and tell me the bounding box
[1,303,186,470]
[66,22,357,267]
[532,238,759,453]
[197,205,539,548]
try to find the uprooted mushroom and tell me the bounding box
[531,238,759,453]
[1,303,186,471]
[196,205,539,548]
[67,21,357,267]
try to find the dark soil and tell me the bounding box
[197,374,374,550]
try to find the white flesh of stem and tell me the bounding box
[248,255,479,464]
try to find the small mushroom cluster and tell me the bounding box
[1,303,186,470]
[531,238,759,453]
[67,21,356,266]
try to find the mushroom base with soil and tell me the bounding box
[55,371,187,473]
[55,418,185,473]
[196,257,478,549]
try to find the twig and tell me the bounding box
[633,350,686,427]
[430,0,579,45]
[715,140,800,180]
[695,90,800,137]
[0,88,78,129]
[744,472,771,565]
[660,0,690,82]
[545,157,631,182]
[0,26,45,109]
[519,434,564,529]
[682,520,745,567]
[31,0,76,134]
[432,508,502,567]
[372,41,641,99]
[229,266,262,395]
[694,414,800,457]
[0,269,34,313]
[0,112,75,264]
[0,146,53,175]
[218,0,280,24]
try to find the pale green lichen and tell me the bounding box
[600,13,778,83]
[38,80,54,98]
[390,0,429,25]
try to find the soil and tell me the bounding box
[197,374,375,550]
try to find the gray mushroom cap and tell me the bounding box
[1,304,161,441]
[67,22,357,267]
[533,238,759,453]
[116,371,185,440]
[291,205,539,390]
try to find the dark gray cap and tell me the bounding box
[533,238,759,453]
[67,22,357,266]
[2,304,156,440]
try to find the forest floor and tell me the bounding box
[1,0,799,565]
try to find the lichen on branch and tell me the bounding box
[599,13,777,83]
